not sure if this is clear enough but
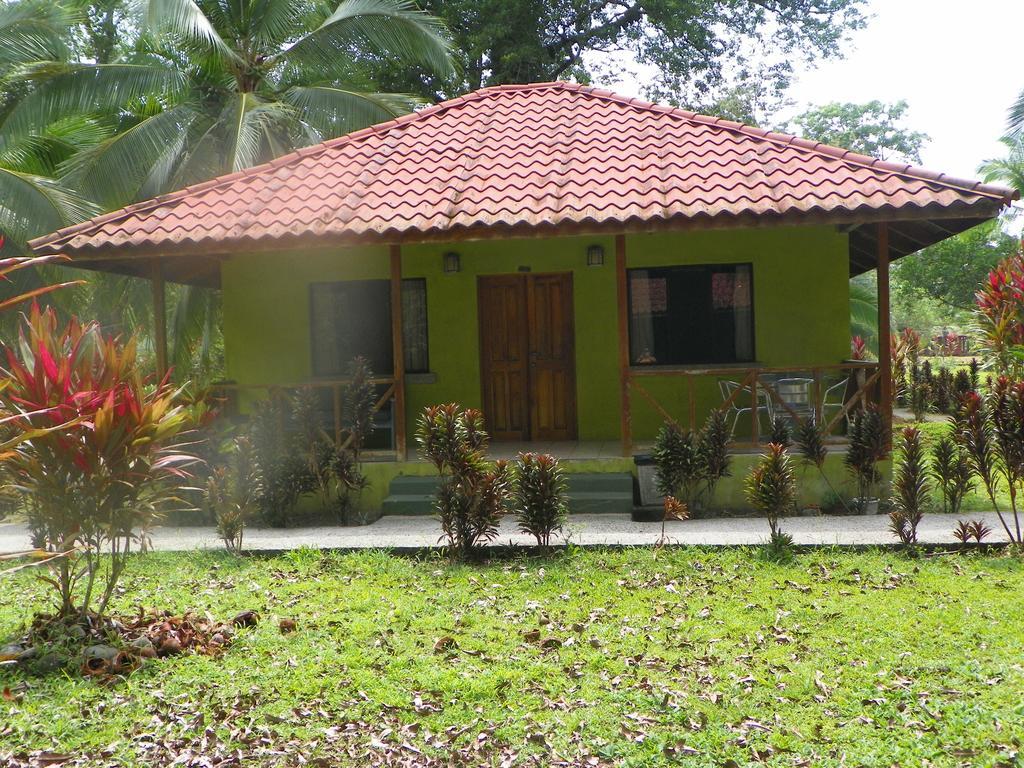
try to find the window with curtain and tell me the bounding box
[627,264,754,365]
[310,278,429,377]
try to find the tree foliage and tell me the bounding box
[789,100,928,163]
[365,0,866,105]
[893,220,1019,313]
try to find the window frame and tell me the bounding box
[625,262,756,368]
[308,277,430,378]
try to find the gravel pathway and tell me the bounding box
[0,511,1011,554]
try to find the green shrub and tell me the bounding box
[417,404,511,558]
[845,408,888,511]
[889,426,929,546]
[744,443,797,543]
[794,420,851,514]
[931,432,972,516]
[248,394,315,527]
[513,452,567,547]
[652,410,732,516]
[205,436,261,553]
[956,384,1024,544]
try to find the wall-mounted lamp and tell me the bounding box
[586,244,605,267]
[443,251,461,274]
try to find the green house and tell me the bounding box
[31,82,1015,514]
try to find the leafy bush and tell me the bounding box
[205,436,261,553]
[930,433,972,516]
[249,393,316,527]
[975,250,1024,378]
[889,427,929,545]
[744,443,797,541]
[952,519,992,544]
[955,385,1024,545]
[0,305,194,617]
[652,411,732,515]
[417,404,512,558]
[891,328,921,407]
[794,420,851,513]
[513,452,567,547]
[908,363,932,421]
[933,367,954,414]
[844,408,888,511]
[769,416,791,448]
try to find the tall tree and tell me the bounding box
[789,100,929,163]
[1008,86,1024,140]
[0,1,99,255]
[3,0,453,212]
[0,0,452,381]
[893,220,1019,313]
[362,0,866,104]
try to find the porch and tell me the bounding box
[212,357,882,462]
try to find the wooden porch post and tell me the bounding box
[151,261,168,378]
[877,223,892,443]
[615,234,632,457]
[390,245,407,460]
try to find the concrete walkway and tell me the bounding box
[0,512,1012,554]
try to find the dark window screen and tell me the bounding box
[310,279,429,377]
[627,264,754,365]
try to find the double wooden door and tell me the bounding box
[478,273,577,441]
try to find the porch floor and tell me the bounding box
[367,439,850,463]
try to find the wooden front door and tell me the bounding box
[479,273,577,441]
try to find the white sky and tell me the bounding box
[600,0,1024,180]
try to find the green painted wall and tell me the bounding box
[222,225,849,445]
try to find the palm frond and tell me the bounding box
[279,0,453,80]
[0,167,100,252]
[0,0,75,68]
[0,116,113,177]
[979,137,1024,194]
[221,93,298,172]
[247,0,304,48]
[170,284,216,377]
[140,0,241,64]
[849,279,878,349]
[286,86,419,139]
[1009,88,1024,141]
[59,105,202,208]
[1,62,187,141]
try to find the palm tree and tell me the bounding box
[1008,88,1024,141]
[1,0,451,379]
[3,0,453,209]
[0,2,100,255]
[979,136,1024,195]
[849,278,878,354]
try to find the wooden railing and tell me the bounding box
[625,361,881,452]
[211,377,403,459]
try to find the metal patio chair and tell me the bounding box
[773,377,815,427]
[718,379,772,439]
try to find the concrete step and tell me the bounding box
[380,472,635,516]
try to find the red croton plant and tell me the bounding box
[0,303,195,618]
[976,248,1024,378]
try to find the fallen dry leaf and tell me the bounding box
[433,636,458,653]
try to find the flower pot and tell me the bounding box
[853,497,879,515]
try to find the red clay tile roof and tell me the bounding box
[30,81,1016,269]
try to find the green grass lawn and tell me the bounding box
[1,549,1022,766]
